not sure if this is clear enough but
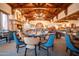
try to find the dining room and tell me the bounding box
[0,3,79,56]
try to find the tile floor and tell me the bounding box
[0,37,69,56]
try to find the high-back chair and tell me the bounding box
[65,34,79,55]
[8,31,14,42]
[40,34,55,55]
[13,32,25,53]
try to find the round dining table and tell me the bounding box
[24,37,40,49]
[23,30,48,49]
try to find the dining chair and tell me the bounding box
[13,32,25,53]
[40,34,55,56]
[8,31,14,42]
[65,34,79,56]
[0,32,8,43]
[24,37,40,56]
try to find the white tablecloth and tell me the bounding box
[24,37,40,49]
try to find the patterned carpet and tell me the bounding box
[0,37,69,56]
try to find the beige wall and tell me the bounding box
[55,3,79,26]
[56,3,79,20]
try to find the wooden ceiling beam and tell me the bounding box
[8,3,71,9]
[7,3,71,21]
[9,6,65,9]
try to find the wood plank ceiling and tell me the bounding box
[8,3,71,21]
[60,11,79,20]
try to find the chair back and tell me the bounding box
[9,31,14,40]
[65,34,79,52]
[13,32,23,45]
[44,34,55,47]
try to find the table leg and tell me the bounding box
[35,45,37,56]
[6,37,8,43]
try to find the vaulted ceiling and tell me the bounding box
[8,3,71,21]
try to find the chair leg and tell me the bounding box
[70,51,73,56]
[35,45,37,56]
[38,42,40,50]
[52,46,54,51]
[66,47,68,52]
[47,48,49,56]
[16,45,19,53]
[24,48,27,56]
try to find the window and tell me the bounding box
[1,12,8,31]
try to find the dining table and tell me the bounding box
[23,30,48,49]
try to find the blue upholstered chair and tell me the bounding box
[13,32,25,53]
[40,34,55,55]
[8,31,14,42]
[65,34,79,55]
